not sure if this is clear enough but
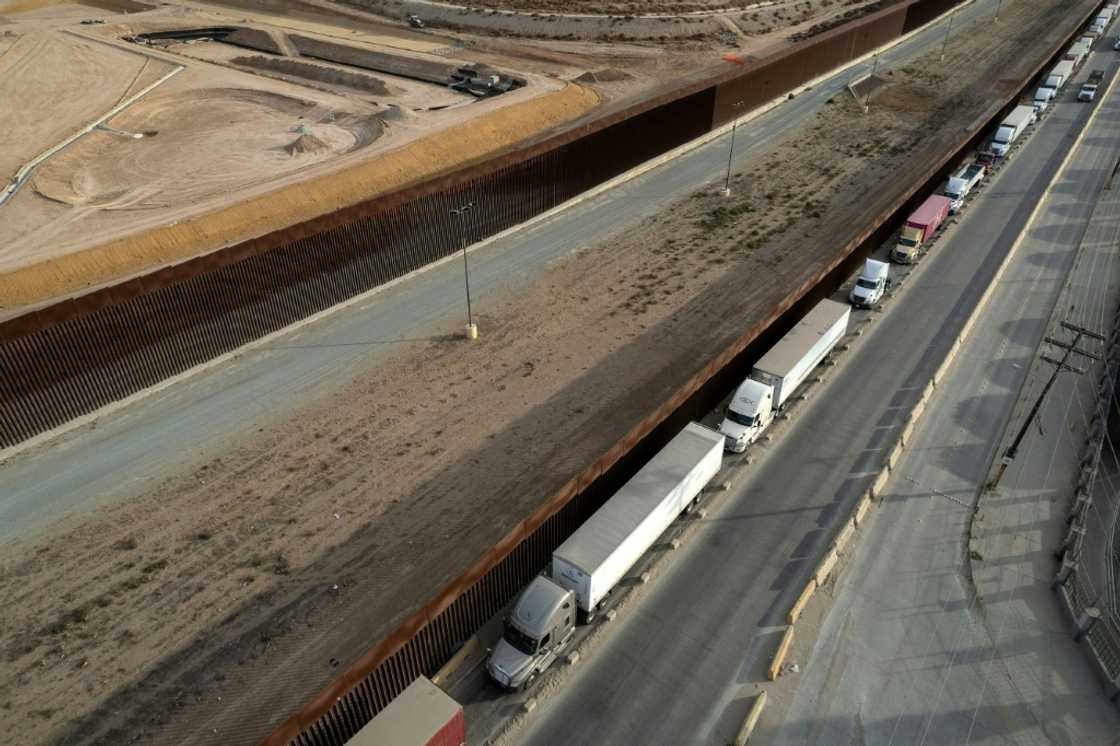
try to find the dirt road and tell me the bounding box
[0,1,1094,744]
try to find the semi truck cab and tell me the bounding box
[487,576,575,691]
[718,379,774,452]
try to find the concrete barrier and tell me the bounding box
[788,579,817,624]
[871,468,891,500]
[854,492,872,526]
[814,549,839,587]
[734,691,768,746]
[833,520,857,555]
[768,626,795,681]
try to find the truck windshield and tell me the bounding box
[897,236,918,248]
[856,278,878,289]
[945,191,960,200]
[503,623,539,655]
[726,408,757,427]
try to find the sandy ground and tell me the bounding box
[0,1,1089,743]
[0,2,576,308]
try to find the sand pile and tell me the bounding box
[284,132,329,156]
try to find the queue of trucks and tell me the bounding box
[478,0,1118,710]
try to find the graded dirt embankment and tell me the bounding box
[0,81,598,316]
[0,2,1091,744]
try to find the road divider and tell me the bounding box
[788,580,817,625]
[768,626,796,681]
[734,691,768,746]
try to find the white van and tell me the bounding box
[849,259,890,309]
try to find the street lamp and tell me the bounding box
[450,201,478,340]
[940,8,957,62]
[994,0,1003,23]
[721,99,745,197]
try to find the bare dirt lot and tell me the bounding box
[0,1,1093,743]
[0,1,579,312]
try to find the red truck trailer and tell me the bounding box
[346,677,465,746]
[890,194,952,263]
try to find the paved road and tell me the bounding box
[0,0,1006,537]
[515,43,1114,746]
[768,53,1120,746]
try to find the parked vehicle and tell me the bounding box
[975,149,998,171]
[892,194,952,263]
[1035,60,1075,112]
[406,13,425,28]
[719,300,849,452]
[1065,41,1090,68]
[991,105,1036,156]
[944,163,985,214]
[346,676,464,746]
[1079,70,1105,102]
[1114,37,1120,50]
[488,422,723,690]
[850,258,890,309]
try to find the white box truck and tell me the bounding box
[719,299,849,452]
[1034,60,1075,111]
[487,422,723,690]
[991,105,1035,156]
[944,163,985,213]
[1066,41,1091,68]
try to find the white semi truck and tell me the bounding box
[991,104,1036,156]
[487,422,723,690]
[1033,60,1075,112]
[718,299,849,452]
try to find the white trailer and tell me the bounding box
[551,422,723,616]
[991,104,1036,156]
[750,299,850,409]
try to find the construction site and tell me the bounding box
[3,0,1120,744]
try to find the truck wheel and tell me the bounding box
[525,670,539,690]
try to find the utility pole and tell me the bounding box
[450,201,478,340]
[987,321,1104,491]
[994,0,1003,23]
[940,8,957,62]
[721,99,745,197]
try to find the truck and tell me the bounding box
[1035,59,1076,111]
[990,104,1036,156]
[850,258,890,309]
[891,194,952,262]
[943,164,985,214]
[718,299,849,452]
[1064,41,1090,69]
[487,422,723,690]
[1079,69,1105,101]
[345,676,464,746]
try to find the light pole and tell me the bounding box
[721,99,745,197]
[994,0,1003,23]
[940,8,957,62]
[450,201,478,340]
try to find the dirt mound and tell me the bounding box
[575,68,632,84]
[283,132,328,156]
[223,27,284,55]
[232,55,391,95]
[33,87,366,208]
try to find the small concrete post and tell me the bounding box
[1074,607,1101,642]
[1059,525,1086,555]
[1051,556,1077,590]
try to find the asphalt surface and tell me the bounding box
[769,51,1120,745]
[513,41,1114,746]
[0,0,1007,537]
